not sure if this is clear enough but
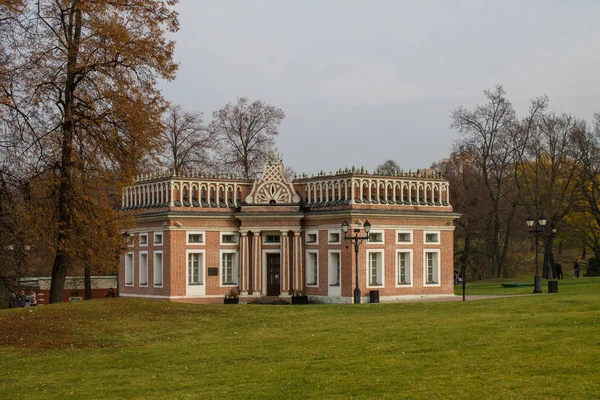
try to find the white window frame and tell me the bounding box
[424,231,441,245]
[367,230,385,244]
[396,230,413,245]
[220,232,239,245]
[153,232,163,246]
[306,250,319,286]
[139,251,148,287]
[396,250,413,287]
[423,249,441,287]
[139,232,148,247]
[366,250,384,287]
[305,230,319,245]
[328,250,341,286]
[328,230,341,244]
[220,250,239,286]
[186,231,205,245]
[263,233,281,244]
[125,252,134,286]
[153,251,163,287]
[187,250,205,285]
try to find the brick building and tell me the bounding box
[119,159,459,303]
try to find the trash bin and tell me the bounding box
[369,290,380,303]
[548,280,558,293]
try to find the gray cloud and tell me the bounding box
[160,0,600,174]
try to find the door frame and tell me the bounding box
[262,250,280,296]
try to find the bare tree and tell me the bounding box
[210,97,285,178]
[376,160,400,175]
[160,105,214,175]
[451,85,547,278]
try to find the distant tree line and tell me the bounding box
[380,85,600,279]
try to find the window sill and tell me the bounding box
[153,285,163,288]
[125,283,134,287]
[188,283,204,286]
[221,283,238,286]
[329,283,340,287]
[397,282,411,285]
[368,284,383,287]
[139,284,148,287]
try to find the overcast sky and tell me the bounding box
[159,0,600,175]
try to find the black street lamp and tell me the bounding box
[342,219,371,304]
[526,216,546,294]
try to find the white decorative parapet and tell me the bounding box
[299,172,450,207]
[122,174,253,209]
[122,166,450,209]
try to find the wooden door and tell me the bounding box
[266,254,281,296]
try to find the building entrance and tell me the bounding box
[266,253,281,296]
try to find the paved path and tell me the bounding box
[386,294,534,303]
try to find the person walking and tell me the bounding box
[555,261,564,279]
[573,260,581,278]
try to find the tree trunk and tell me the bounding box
[49,2,82,304]
[84,265,92,300]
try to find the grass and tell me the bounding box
[1,277,599,399]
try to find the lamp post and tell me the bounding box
[342,220,371,304]
[526,216,546,294]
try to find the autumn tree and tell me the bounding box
[569,113,600,262]
[159,104,214,175]
[0,0,178,303]
[518,112,584,278]
[210,97,285,178]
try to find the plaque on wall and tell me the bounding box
[208,267,218,276]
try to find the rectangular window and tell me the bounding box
[367,251,384,287]
[397,251,412,285]
[305,231,318,244]
[125,252,134,286]
[396,230,413,244]
[154,232,163,245]
[424,231,440,244]
[221,251,239,285]
[425,251,440,285]
[368,231,384,243]
[153,252,163,287]
[139,233,148,246]
[328,230,340,244]
[264,234,281,243]
[139,252,148,286]
[221,233,238,244]
[328,251,340,286]
[187,231,205,244]
[306,251,318,286]
[188,252,204,285]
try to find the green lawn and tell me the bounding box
[1,277,599,399]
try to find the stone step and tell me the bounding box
[246,296,290,305]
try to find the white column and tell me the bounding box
[253,232,262,294]
[293,231,302,290]
[169,182,174,206]
[280,230,288,294]
[240,232,249,294]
